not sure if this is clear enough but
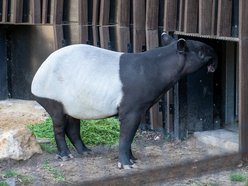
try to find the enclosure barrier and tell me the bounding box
[0,0,247,161]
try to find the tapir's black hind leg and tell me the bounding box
[34,97,72,161]
[65,116,91,155]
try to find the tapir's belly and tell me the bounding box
[31,44,124,119]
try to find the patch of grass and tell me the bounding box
[2,169,18,178]
[42,160,65,182]
[0,181,8,186]
[0,169,32,185]
[80,117,120,145]
[229,173,246,182]
[28,117,120,150]
[245,180,248,186]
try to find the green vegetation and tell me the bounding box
[245,180,248,186]
[0,169,32,185]
[42,160,65,182]
[28,117,120,152]
[229,173,246,182]
[0,181,8,186]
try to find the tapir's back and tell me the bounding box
[31,44,124,119]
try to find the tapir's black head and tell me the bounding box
[161,33,218,73]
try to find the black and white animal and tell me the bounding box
[31,33,217,169]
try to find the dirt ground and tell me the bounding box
[0,99,247,186]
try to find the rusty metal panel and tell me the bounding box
[8,25,55,99]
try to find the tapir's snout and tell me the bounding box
[208,61,217,72]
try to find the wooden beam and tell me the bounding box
[184,0,198,33]
[164,0,178,31]
[146,0,159,30]
[42,0,48,24]
[2,0,8,22]
[239,0,248,161]
[115,0,130,52]
[199,0,213,35]
[178,0,185,31]
[211,0,218,35]
[145,0,162,129]
[99,0,110,49]
[99,0,110,26]
[92,0,100,26]
[133,0,146,52]
[217,0,232,37]
[53,0,64,24]
[29,0,41,24]
[10,0,23,23]
[116,0,130,27]
[79,0,88,25]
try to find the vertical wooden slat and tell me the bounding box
[79,0,88,44]
[2,0,8,22]
[163,0,178,31]
[10,0,23,23]
[239,0,248,161]
[211,0,218,35]
[99,0,110,25]
[29,0,41,24]
[199,0,213,35]
[217,0,232,37]
[99,0,110,49]
[79,0,88,25]
[115,0,130,52]
[133,0,146,52]
[92,0,100,46]
[146,0,159,30]
[53,0,64,24]
[178,0,185,31]
[146,0,163,129]
[184,0,198,33]
[116,0,130,27]
[42,0,48,24]
[92,0,99,26]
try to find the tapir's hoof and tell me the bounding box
[117,162,138,169]
[55,154,74,161]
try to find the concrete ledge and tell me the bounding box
[194,129,239,153]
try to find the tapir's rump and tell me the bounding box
[31,44,124,119]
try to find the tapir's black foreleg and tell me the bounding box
[65,116,91,155]
[118,112,141,169]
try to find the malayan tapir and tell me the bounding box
[31,33,217,169]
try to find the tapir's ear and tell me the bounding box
[177,38,187,54]
[161,32,174,46]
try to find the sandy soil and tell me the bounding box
[0,99,247,186]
